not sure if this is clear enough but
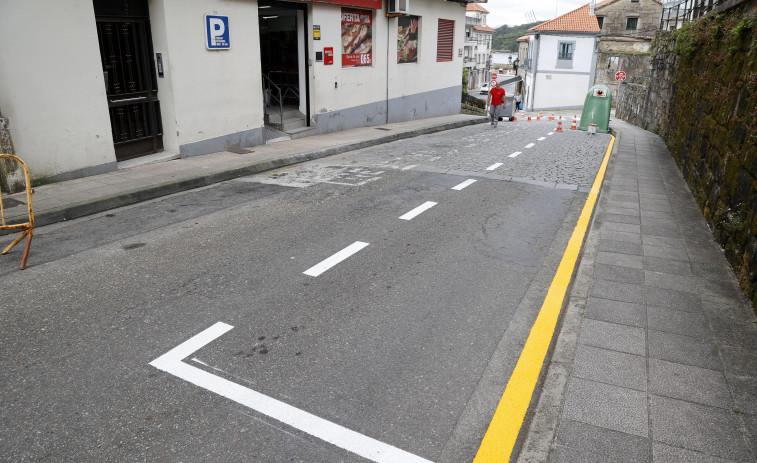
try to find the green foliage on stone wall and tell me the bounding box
[662,7,757,308]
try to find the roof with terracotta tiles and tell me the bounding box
[517,35,529,41]
[528,3,599,33]
[474,25,496,33]
[466,3,490,13]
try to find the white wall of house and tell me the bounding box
[525,33,597,110]
[307,0,464,130]
[153,0,265,156]
[0,0,116,179]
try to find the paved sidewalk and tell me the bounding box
[2,114,486,228]
[518,119,757,463]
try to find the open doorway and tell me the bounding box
[259,1,309,139]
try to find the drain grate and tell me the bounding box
[226,147,253,154]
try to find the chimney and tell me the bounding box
[589,0,595,15]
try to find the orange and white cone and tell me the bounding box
[549,111,555,121]
[527,114,532,122]
[570,115,577,130]
[539,111,543,120]
[556,120,563,132]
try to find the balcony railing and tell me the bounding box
[659,0,723,30]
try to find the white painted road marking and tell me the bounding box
[508,151,522,158]
[525,143,535,149]
[547,132,554,136]
[399,201,437,220]
[303,241,370,277]
[452,179,477,190]
[537,137,546,141]
[150,323,433,463]
[401,165,418,170]
[486,163,503,171]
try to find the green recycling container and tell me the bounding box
[579,85,612,133]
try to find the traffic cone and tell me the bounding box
[539,111,543,120]
[556,120,563,132]
[570,115,577,130]
[549,111,555,121]
[527,114,532,122]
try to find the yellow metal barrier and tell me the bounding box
[0,154,35,269]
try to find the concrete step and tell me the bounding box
[288,126,317,140]
[282,116,307,132]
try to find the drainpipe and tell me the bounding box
[387,16,391,124]
[529,34,540,111]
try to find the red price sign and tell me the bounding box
[615,71,627,81]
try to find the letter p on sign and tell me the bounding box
[206,15,230,49]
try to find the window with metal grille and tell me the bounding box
[597,16,604,29]
[626,17,638,30]
[558,42,574,60]
[437,19,454,62]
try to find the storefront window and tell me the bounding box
[341,9,372,66]
[397,16,419,63]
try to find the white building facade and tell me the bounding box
[0,0,472,183]
[463,3,494,92]
[523,4,599,111]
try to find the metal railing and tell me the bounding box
[262,72,300,132]
[0,154,34,269]
[660,0,718,30]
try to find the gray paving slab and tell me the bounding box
[645,286,702,313]
[725,373,757,415]
[645,271,700,293]
[648,329,722,371]
[647,305,711,338]
[648,358,731,408]
[652,442,738,463]
[593,263,645,285]
[553,420,650,463]
[579,318,646,355]
[650,395,751,461]
[562,377,648,437]
[596,251,644,269]
[644,256,692,276]
[572,344,647,391]
[591,278,646,304]
[584,297,647,327]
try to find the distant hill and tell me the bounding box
[491,22,541,52]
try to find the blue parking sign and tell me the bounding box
[205,15,230,50]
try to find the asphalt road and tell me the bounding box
[0,121,612,462]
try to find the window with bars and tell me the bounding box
[437,19,454,62]
[558,41,574,60]
[626,17,638,30]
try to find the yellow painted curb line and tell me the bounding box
[474,135,616,463]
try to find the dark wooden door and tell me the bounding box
[95,0,163,161]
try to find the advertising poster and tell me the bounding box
[341,9,372,66]
[397,16,418,63]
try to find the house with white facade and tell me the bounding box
[0,0,478,185]
[522,4,600,111]
[463,3,495,92]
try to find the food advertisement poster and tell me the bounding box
[397,16,419,63]
[341,9,372,66]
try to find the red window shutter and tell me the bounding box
[437,19,454,62]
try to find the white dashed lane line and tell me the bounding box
[487,162,504,171]
[304,241,370,277]
[537,137,546,141]
[509,151,522,158]
[400,201,437,220]
[525,143,535,149]
[452,179,477,190]
[401,164,418,170]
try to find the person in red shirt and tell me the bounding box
[486,81,506,127]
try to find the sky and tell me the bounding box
[483,0,591,29]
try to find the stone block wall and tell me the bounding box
[616,5,757,309]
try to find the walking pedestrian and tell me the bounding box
[514,92,522,111]
[486,81,506,127]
